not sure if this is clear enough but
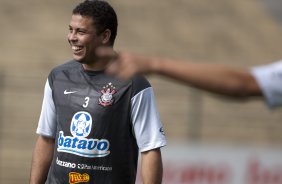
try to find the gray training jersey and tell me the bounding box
[36,60,166,184]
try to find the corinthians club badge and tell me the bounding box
[99,82,117,107]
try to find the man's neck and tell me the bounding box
[82,63,106,71]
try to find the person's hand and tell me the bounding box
[96,47,155,80]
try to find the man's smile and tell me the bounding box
[71,45,84,53]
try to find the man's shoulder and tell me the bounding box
[50,60,80,74]
[131,75,152,96]
[47,60,80,88]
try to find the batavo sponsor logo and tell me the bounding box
[69,172,90,184]
[57,111,110,157]
[57,131,110,157]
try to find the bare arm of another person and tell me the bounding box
[97,48,262,98]
[147,57,262,98]
[141,148,163,184]
[30,135,55,184]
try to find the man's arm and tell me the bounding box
[150,57,262,98]
[141,148,163,184]
[30,135,55,184]
[97,48,262,98]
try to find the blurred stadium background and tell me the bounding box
[0,0,282,183]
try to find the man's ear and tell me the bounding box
[102,29,111,45]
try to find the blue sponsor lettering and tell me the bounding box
[57,131,110,158]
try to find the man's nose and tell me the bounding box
[68,32,78,42]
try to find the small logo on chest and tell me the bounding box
[99,82,117,107]
[64,90,78,95]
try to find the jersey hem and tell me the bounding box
[139,140,167,152]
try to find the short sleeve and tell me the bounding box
[36,79,57,138]
[251,60,282,108]
[131,87,167,152]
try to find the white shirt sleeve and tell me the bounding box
[251,60,282,108]
[36,79,57,138]
[131,87,167,152]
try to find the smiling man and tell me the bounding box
[29,1,166,184]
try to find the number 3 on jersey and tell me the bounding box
[83,97,90,108]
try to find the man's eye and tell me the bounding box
[78,31,86,35]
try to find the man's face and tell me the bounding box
[68,14,104,64]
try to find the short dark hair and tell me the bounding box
[73,0,118,46]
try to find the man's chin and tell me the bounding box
[72,55,85,63]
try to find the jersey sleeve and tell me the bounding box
[36,79,57,138]
[251,60,282,108]
[131,87,167,152]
